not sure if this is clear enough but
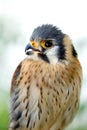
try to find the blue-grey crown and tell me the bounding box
[30,24,65,43]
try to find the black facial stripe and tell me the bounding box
[56,33,66,60]
[57,44,66,60]
[58,43,65,60]
[38,53,50,63]
[41,47,46,52]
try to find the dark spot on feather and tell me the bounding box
[40,70,43,73]
[20,76,23,80]
[25,72,28,75]
[13,95,18,102]
[72,44,77,57]
[60,88,63,93]
[67,89,69,96]
[13,111,22,121]
[23,96,28,103]
[24,81,27,85]
[68,107,71,111]
[15,89,20,95]
[47,111,49,115]
[33,122,35,128]
[28,76,31,80]
[73,82,75,85]
[71,75,73,80]
[57,91,59,95]
[13,123,20,129]
[55,98,58,104]
[59,103,61,108]
[69,78,72,83]
[49,74,51,78]
[36,83,39,87]
[46,101,48,106]
[17,80,20,85]
[62,118,66,126]
[45,118,47,122]
[42,77,44,82]
[26,114,31,128]
[75,99,78,107]
[13,102,20,110]
[73,86,74,91]
[25,107,29,117]
[47,91,50,95]
[38,102,42,120]
[54,80,56,84]
[40,87,43,97]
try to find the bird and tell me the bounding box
[9,24,82,130]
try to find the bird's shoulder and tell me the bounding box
[10,58,48,95]
[10,59,34,94]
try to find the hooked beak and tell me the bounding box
[25,44,41,55]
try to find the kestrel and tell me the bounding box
[9,24,82,130]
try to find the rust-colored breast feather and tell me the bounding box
[9,58,82,130]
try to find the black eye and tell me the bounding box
[45,41,53,47]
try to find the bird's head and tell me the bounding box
[25,24,77,64]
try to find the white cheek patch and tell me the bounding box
[46,46,59,64]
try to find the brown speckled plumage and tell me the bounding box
[9,24,82,130]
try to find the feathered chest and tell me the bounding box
[10,59,82,130]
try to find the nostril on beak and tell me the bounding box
[25,44,34,55]
[25,44,31,51]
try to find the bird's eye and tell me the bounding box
[41,41,53,49]
[45,41,53,48]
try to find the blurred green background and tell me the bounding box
[0,0,87,130]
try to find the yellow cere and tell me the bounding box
[30,41,38,48]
